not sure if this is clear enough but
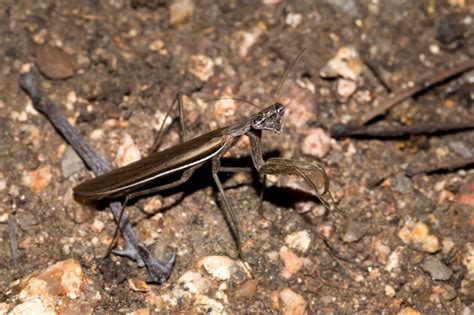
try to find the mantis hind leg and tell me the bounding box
[150,92,188,153]
[212,158,244,260]
[104,165,201,259]
[103,194,130,260]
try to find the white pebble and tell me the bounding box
[279,288,308,315]
[285,13,302,28]
[336,78,357,99]
[285,230,311,253]
[188,55,214,81]
[320,46,363,80]
[199,256,235,280]
[301,128,331,158]
[115,134,142,167]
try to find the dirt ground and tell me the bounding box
[1,0,473,314]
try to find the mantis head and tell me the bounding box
[251,103,285,134]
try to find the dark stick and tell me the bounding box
[8,212,18,264]
[19,72,175,283]
[337,58,474,133]
[331,119,474,139]
[361,57,393,93]
[406,156,474,176]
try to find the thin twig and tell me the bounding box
[361,57,393,93]
[19,72,175,283]
[349,58,474,128]
[331,119,474,139]
[406,156,474,176]
[8,212,18,264]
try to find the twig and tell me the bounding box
[361,57,393,93]
[345,58,474,129]
[406,156,474,176]
[331,119,474,139]
[8,212,18,264]
[19,72,175,284]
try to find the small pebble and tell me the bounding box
[233,279,258,300]
[393,174,413,194]
[320,46,363,81]
[0,212,8,223]
[69,203,95,224]
[22,165,53,193]
[115,134,142,167]
[18,237,32,249]
[285,230,311,253]
[178,271,210,295]
[143,196,163,213]
[128,278,151,292]
[462,242,474,277]
[149,39,165,52]
[448,0,465,7]
[188,55,214,82]
[385,246,403,273]
[342,221,366,243]
[193,295,225,314]
[90,129,103,141]
[421,256,453,281]
[397,307,421,315]
[152,109,173,132]
[232,27,263,58]
[285,90,314,129]
[384,284,396,297]
[65,91,77,110]
[372,237,391,263]
[279,246,305,279]
[198,256,237,280]
[270,290,280,310]
[35,44,75,79]
[266,251,279,261]
[398,220,441,253]
[278,288,308,315]
[336,78,357,99]
[213,97,237,126]
[353,90,372,104]
[0,178,6,192]
[439,189,455,203]
[301,128,331,158]
[285,13,302,28]
[429,44,440,55]
[91,218,105,233]
[19,124,41,148]
[442,238,455,255]
[61,146,85,178]
[9,259,100,313]
[136,219,156,242]
[327,0,359,16]
[169,0,195,27]
[448,141,474,158]
[458,193,474,207]
[432,284,457,301]
[0,303,9,313]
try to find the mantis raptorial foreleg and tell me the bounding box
[260,158,335,211]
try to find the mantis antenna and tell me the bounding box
[205,48,307,113]
[274,48,307,103]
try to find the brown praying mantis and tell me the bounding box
[72,49,334,283]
